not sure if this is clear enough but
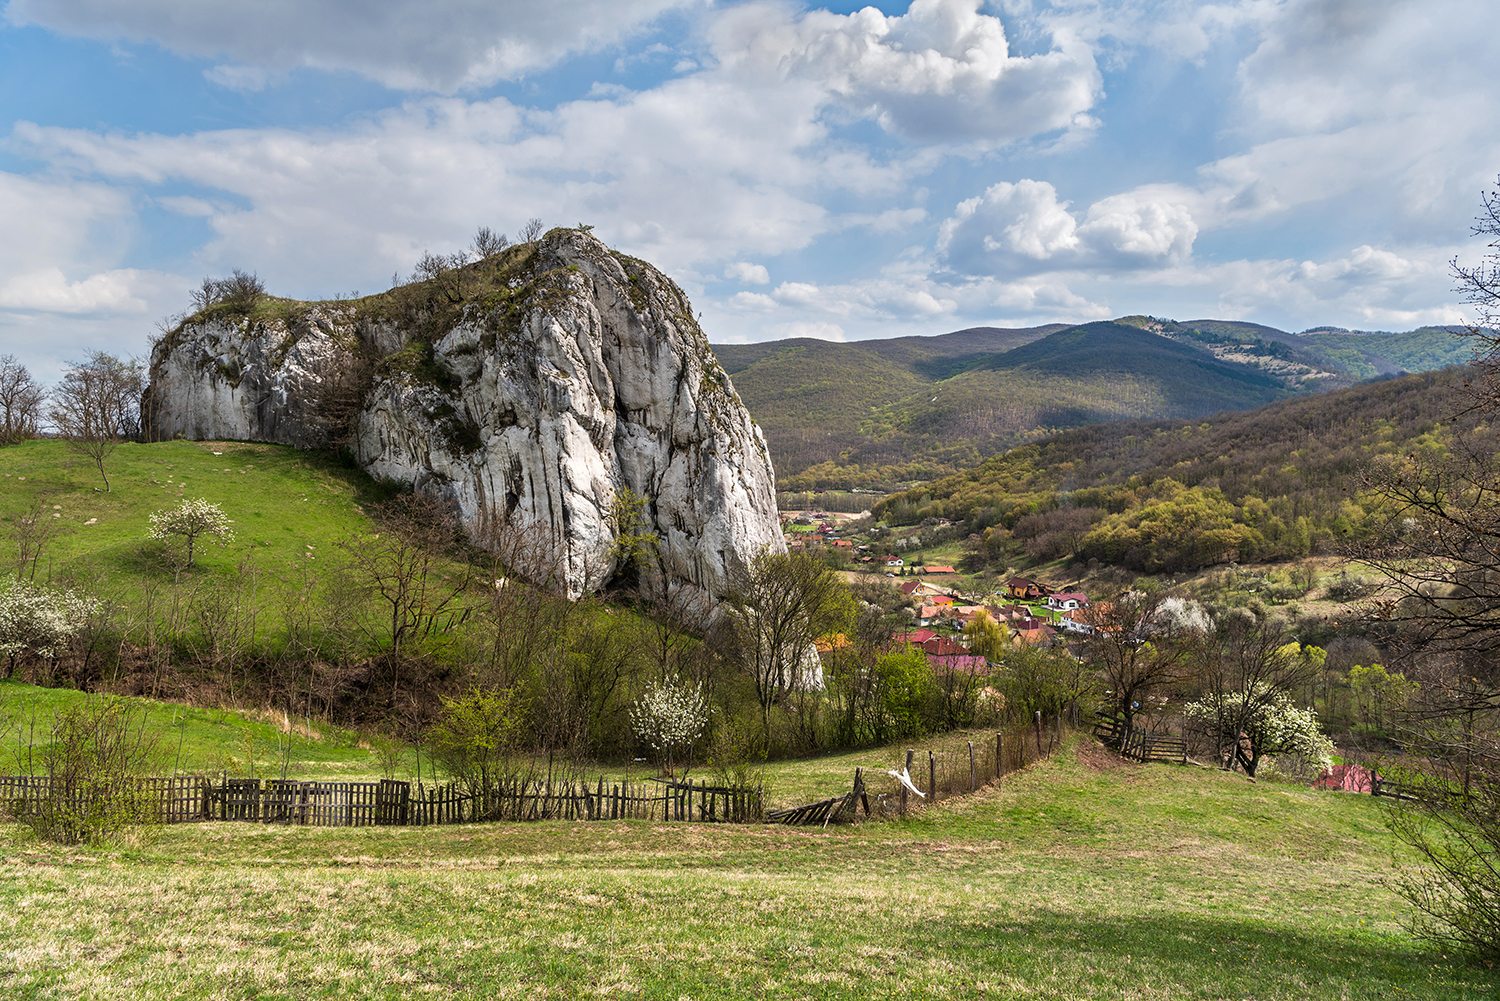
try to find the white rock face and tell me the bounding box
[144,307,357,449]
[147,231,784,601]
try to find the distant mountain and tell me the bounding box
[711,317,1474,491]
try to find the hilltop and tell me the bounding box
[713,317,1471,491]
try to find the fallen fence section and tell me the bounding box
[0,774,763,828]
[767,768,867,827]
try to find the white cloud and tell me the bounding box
[728,290,777,311]
[0,267,146,314]
[724,261,770,284]
[6,0,694,92]
[712,0,1102,144]
[937,179,1198,275]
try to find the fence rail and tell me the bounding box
[0,774,763,829]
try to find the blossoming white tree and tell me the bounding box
[630,679,708,776]
[148,498,234,567]
[0,579,98,678]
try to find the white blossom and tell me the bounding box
[0,579,99,665]
[630,679,708,771]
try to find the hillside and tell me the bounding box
[874,368,1460,572]
[714,317,1471,491]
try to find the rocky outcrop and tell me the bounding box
[146,230,784,600]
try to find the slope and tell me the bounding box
[875,367,1460,571]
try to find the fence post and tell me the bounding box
[1034,711,1043,756]
[969,741,976,793]
[928,750,936,803]
[901,748,914,817]
[996,733,1004,787]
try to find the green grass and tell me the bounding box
[0,438,381,606]
[0,742,1490,999]
[0,680,411,782]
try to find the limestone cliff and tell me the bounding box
[146,229,784,599]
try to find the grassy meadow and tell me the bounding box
[0,739,1491,1000]
[0,437,381,611]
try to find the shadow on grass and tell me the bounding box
[941,907,1494,997]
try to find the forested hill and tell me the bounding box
[872,368,1463,573]
[712,317,1469,491]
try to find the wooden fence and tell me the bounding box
[1092,712,1189,764]
[0,774,763,829]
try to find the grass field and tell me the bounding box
[0,737,1492,1000]
[0,438,383,630]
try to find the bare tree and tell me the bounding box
[336,493,478,700]
[1347,178,1500,962]
[519,218,544,244]
[726,550,854,743]
[0,356,44,445]
[471,226,510,260]
[10,500,62,583]
[49,352,143,492]
[1079,591,1201,731]
[190,269,265,313]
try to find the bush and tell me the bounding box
[190,269,265,313]
[19,697,161,846]
[428,686,527,819]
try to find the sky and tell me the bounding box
[2,0,1498,381]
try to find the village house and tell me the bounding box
[1046,592,1088,612]
[1007,577,1051,599]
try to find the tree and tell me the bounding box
[0,579,99,679]
[335,493,477,700]
[1183,684,1333,779]
[1185,614,1326,777]
[190,269,265,313]
[1079,591,1202,730]
[1347,177,1500,961]
[0,355,44,445]
[49,351,143,492]
[471,226,510,259]
[727,550,854,742]
[630,679,708,776]
[148,498,235,568]
[428,686,527,819]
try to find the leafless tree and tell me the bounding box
[48,352,144,492]
[519,218,545,244]
[336,493,478,701]
[471,226,510,259]
[1079,590,1201,730]
[725,550,854,743]
[1347,177,1500,961]
[0,355,44,445]
[189,269,265,313]
[10,500,62,583]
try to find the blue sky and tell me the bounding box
[2,0,1497,380]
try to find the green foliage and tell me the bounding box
[428,686,527,817]
[871,647,933,741]
[997,645,1098,723]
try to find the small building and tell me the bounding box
[1047,592,1088,612]
[925,565,957,575]
[1007,577,1051,599]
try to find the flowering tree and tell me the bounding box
[0,579,98,678]
[1184,682,1333,778]
[148,498,234,567]
[630,679,708,776]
